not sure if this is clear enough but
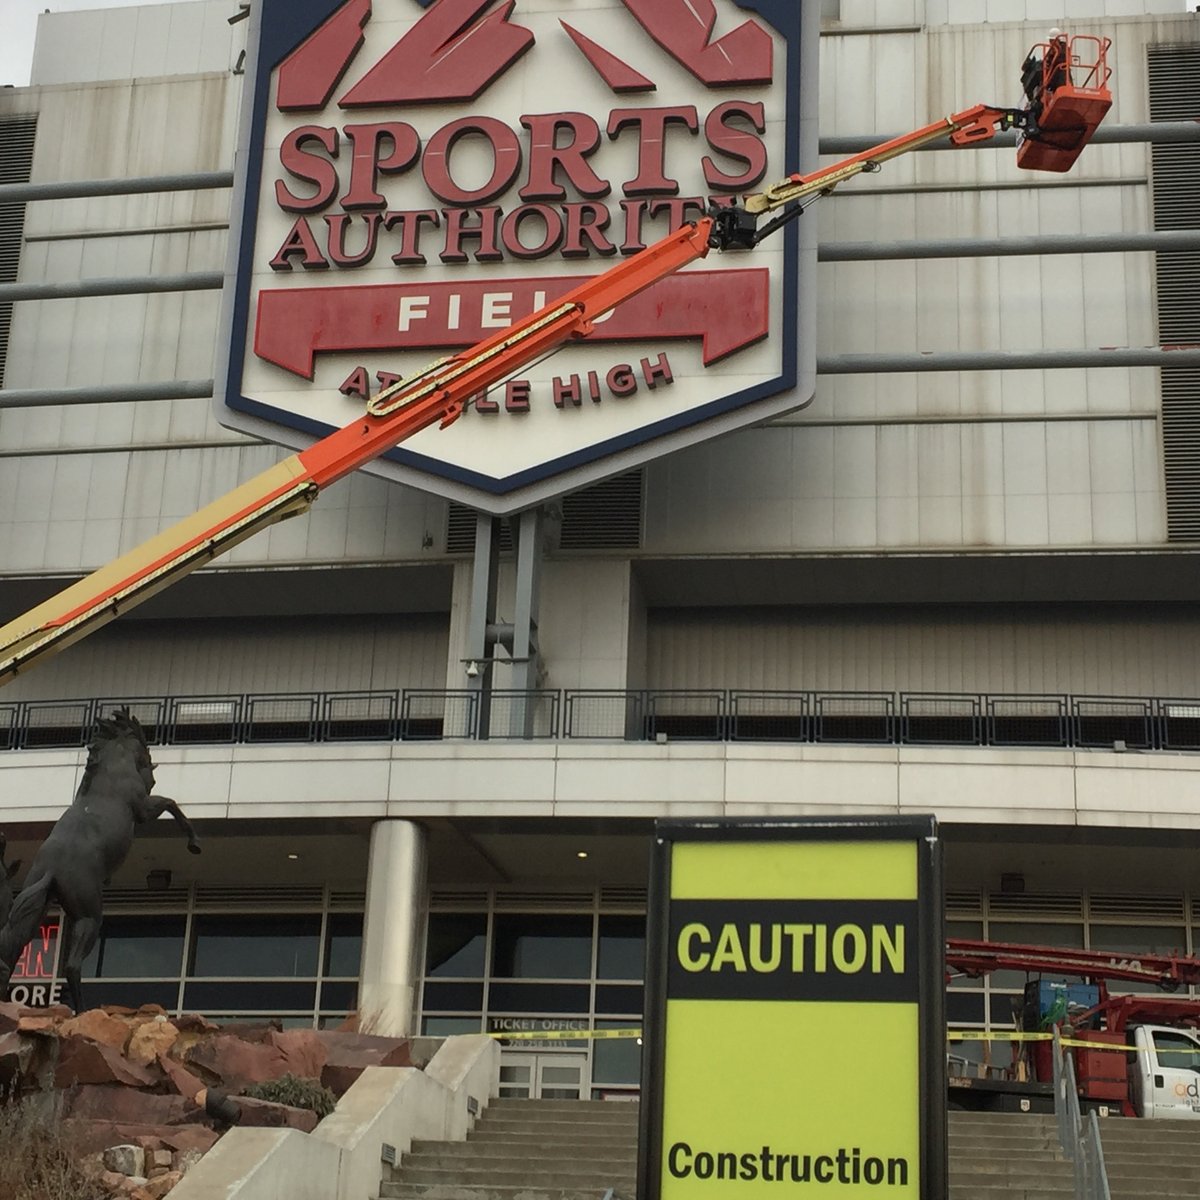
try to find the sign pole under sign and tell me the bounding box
[639,816,945,1199]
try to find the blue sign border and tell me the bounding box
[222,0,806,496]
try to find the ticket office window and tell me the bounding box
[420,910,645,1095]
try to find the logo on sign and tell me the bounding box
[220,0,813,511]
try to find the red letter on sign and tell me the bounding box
[520,113,610,201]
[269,218,330,271]
[423,118,523,205]
[276,127,340,214]
[621,0,772,86]
[340,123,421,210]
[702,102,767,190]
[607,107,698,197]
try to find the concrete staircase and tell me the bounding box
[383,1100,1200,1200]
[948,1109,1200,1198]
[949,1112,1073,1199]
[380,1098,639,1200]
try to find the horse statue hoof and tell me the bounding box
[188,841,201,855]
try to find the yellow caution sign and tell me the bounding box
[642,818,944,1200]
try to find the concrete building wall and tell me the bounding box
[644,604,1200,695]
[4,14,1193,594]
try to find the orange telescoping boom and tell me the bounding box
[0,42,1113,687]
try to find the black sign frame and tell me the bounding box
[637,815,945,1200]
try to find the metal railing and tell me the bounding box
[1052,1029,1111,1200]
[0,687,1198,751]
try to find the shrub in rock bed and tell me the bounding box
[0,1089,108,1200]
[240,1073,337,1119]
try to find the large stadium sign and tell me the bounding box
[218,0,816,513]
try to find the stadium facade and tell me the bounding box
[0,0,1198,1101]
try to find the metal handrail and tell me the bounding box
[1052,1028,1111,1200]
[3,686,1200,751]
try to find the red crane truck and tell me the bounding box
[948,937,1200,1118]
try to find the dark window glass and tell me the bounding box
[1089,924,1186,957]
[990,993,1022,1025]
[946,992,985,1024]
[593,1021,641,1086]
[184,980,317,1011]
[320,980,358,1010]
[487,981,590,1013]
[597,916,645,980]
[492,914,592,979]
[422,981,485,1010]
[986,922,1083,991]
[324,913,363,977]
[596,984,643,1015]
[423,1016,483,1036]
[426,914,488,977]
[82,916,186,978]
[75,981,180,1010]
[190,915,320,977]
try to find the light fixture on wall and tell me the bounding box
[999,872,1026,895]
[146,868,172,891]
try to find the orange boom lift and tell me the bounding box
[0,34,1113,687]
[1016,32,1113,172]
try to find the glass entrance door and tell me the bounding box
[499,1052,589,1099]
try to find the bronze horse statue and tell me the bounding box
[0,710,200,1013]
[0,832,20,930]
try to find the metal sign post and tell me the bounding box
[639,816,945,1200]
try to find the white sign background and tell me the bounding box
[217,0,817,514]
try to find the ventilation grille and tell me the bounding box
[987,891,1083,918]
[429,889,490,908]
[1148,45,1200,541]
[493,888,595,909]
[559,471,643,550]
[600,886,648,908]
[945,889,983,917]
[446,471,643,554]
[328,890,366,909]
[446,510,513,556]
[1090,893,1185,922]
[0,114,36,388]
[103,887,190,908]
[193,885,324,908]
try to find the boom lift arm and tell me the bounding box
[0,47,1112,687]
[947,938,1200,996]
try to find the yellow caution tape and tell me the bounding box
[948,1029,1138,1052]
[949,1030,1052,1042]
[487,1028,642,1041]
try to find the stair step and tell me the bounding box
[394,1166,635,1187]
[467,1132,638,1148]
[401,1153,636,1173]
[381,1188,630,1200]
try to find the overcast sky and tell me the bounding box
[1,0,200,88]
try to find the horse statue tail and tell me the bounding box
[0,872,54,993]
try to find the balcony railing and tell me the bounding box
[0,689,1186,753]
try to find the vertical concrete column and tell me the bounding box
[359,819,428,1036]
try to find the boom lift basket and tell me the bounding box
[1016,33,1113,173]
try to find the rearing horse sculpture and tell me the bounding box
[0,710,200,1013]
[0,832,20,930]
